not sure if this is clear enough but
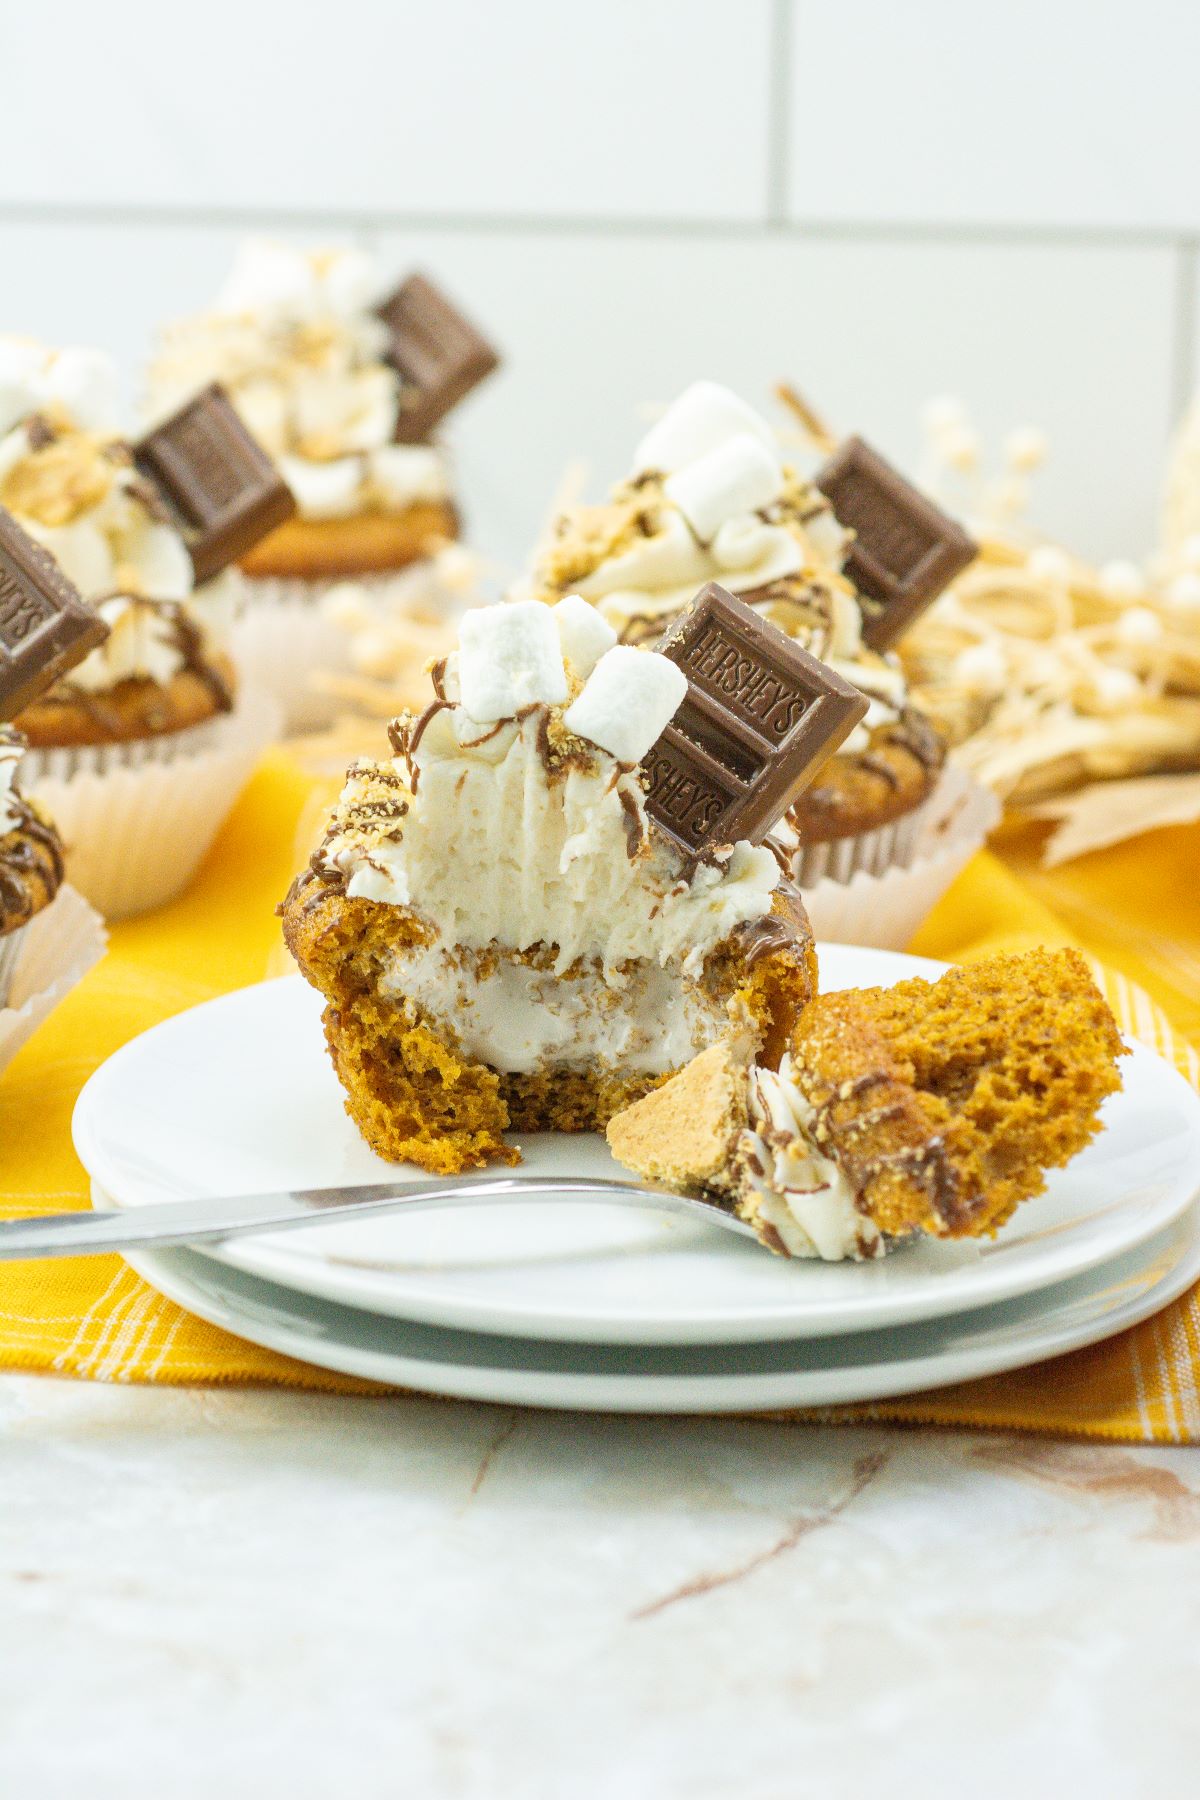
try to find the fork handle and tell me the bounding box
[0,1174,755,1260]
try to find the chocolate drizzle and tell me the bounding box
[617,785,646,860]
[0,784,65,931]
[39,598,234,734]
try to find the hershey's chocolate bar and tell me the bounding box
[377,274,499,442]
[134,383,296,585]
[641,582,867,854]
[0,507,109,721]
[815,436,976,651]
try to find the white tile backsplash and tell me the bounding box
[0,222,1175,569]
[787,0,1200,233]
[0,2,1191,576]
[0,1,773,222]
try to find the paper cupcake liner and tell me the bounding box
[797,765,1001,950]
[234,568,450,734]
[0,884,106,1072]
[21,688,281,922]
[0,925,26,1009]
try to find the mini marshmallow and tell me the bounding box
[23,517,114,597]
[1027,544,1074,584]
[236,378,290,457]
[216,239,316,315]
[563,646,687,764]
[1166,572,1200,611]
[664,433,783,545]
[279,453,363,519]
[952,641,1009,691]
[1003,426,1048,472]
[321,246,385,317]
[0,339,45,436]
[553,595,617,677]
[369,444,448,507]
[632,381,776,477]
[1115,605,1164,646]
[1088,666,1141,710]
[921,395,968,437]
[43,347,120,434]
[1098,559,1146,601]
[117,516,194,601]
[458,602,568,723]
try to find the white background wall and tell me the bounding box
[1,0,1197,573]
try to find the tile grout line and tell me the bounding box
[765,0,792,227]
[1169,238,1200,425]
[0,200,1191,253]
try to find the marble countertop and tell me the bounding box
[4,1371,1197,1797]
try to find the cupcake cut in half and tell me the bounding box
[527,380,961,863]
[607,949,1126,1260]
[280,592,854,1174]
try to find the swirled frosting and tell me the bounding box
[145,241,452,522]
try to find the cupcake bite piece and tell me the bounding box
[528,381,964,875]
[608,949,1125,1260]
[281,587,865,1174]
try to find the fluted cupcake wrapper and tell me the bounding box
[0,885,106,1066]
[795,765,1000,950]
[234,568,456,735]
[0,927,26,1009]
[22,688,281,922]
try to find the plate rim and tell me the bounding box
[116,1198,1200,1415]
[72,953,1200,1347]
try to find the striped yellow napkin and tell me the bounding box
[1,755,1198,1439]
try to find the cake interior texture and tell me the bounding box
[282,604,818,1173]
[607,948,1126,1259]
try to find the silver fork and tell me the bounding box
[0,1175,757,1260]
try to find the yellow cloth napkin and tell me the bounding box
[2,755,1199,1439]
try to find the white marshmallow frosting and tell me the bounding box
[321,604,784,1074]
[0,340,234,695]
[740,1058,881,1261]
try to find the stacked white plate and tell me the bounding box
[73,946,1200,1413]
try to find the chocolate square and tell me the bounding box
[377,274,499,442]
[641,582,868,854]
[0,508,109,722]
[815,436,977,651]
[134,383,296,585]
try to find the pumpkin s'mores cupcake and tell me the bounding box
[608,950,1125,1260]
[147,242,498,729]
[0,342,293,915]
[528,382,972,887]
[282,585,866,1173]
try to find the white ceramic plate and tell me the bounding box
[117,1191,1200,1413]
[73,945,1200,1344]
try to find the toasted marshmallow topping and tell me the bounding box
[320,604,782,980]
[0,338,233,697]
[146,241,452,521]
[531,380,914,741]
